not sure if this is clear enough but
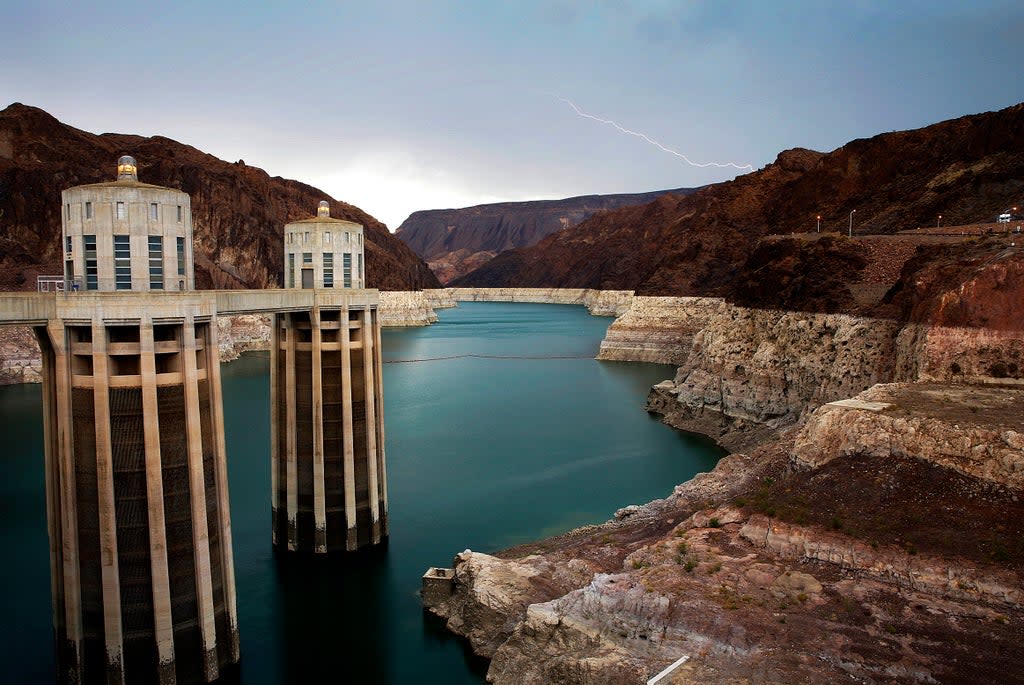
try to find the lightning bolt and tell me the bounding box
[556,96,754,173]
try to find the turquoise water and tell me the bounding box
[0,301,723,683]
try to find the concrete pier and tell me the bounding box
[34,294,241,683]
[271,203,388,553]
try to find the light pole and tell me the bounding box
[937,214,942,228]
[816,215,821,233]
[848,209,857,237]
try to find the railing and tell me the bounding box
[37,275,84,292]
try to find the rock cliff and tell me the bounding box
[395,188,698,283]
[596,297,727,365]
[454,103,1024,300]
[0,103,439,293]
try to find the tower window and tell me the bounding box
[84,235,97,290]
[324,232,331,244]
[323,253,333,288]
[358,253,363,286]
[85,202,93,219]
[114,235,131,289]
[149,236,163,289]
[150,203,158,220]
[65,203,71,220]
[66,236,72,253]
[288,253,295,288]
[177,237,185,276]
[302,252,312,265]
[176,205,182,223]
[343,253,352,288]
[116,201,126,220]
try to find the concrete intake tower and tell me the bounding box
[39,157,239,683]
[271,202,388,552]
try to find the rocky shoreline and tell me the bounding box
[416,282,1024,683]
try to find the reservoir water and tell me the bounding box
[0,301,722,683]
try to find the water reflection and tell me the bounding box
[273,544,391,682]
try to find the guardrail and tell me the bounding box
[37,275,83,292]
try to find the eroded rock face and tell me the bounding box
[377,291,439,326]
[0,325,41,384]
[646,305,903,449]
[596,297,727,365]
[217,314,270,361]
[793,383,1024,489]
[426,551,598,659]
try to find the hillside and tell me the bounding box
[0,103,440,292]
[395,187,698,283]
[454,103,1024,302]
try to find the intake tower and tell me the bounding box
[271,201,388,552]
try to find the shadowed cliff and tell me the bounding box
[395,187,699,283]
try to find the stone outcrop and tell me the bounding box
[596,296,726,365]
[216,314,271,361]
[646,305,904,450]
[0,325,41,384]
[378,291,439,326]
[793,382,1024,489]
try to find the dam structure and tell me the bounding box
[273,202,388,553]
[0,159,387,683]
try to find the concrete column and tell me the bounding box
[90,320,125,684]
[138,320,176,684]
[372,308,389,537]
[361,309,381,544]
[284,314,298,551]
[42,323,84,680]
[269,314,281,546]
[310,307,327,552]
[181,315,219,682]
[204,314,240,661]
[341,310,357,551]
[36,327,64,656]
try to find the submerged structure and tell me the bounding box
[271,201,388,552]
[37,157,238,683]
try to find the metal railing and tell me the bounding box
[37,275,84,292]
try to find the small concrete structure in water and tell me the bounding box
[0,157,388,683]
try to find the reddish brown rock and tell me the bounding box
[455,103,1024,313]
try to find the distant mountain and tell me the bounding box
[0,103,440,292]
[453,103,1024,307]
[395,188,699,283]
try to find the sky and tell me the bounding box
[3,1,1023,229]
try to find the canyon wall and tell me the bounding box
[378,290,440,326]
[596,296,726,365]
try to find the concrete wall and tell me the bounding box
[61,183,195,291]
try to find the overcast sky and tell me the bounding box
[3,1,1023,229]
